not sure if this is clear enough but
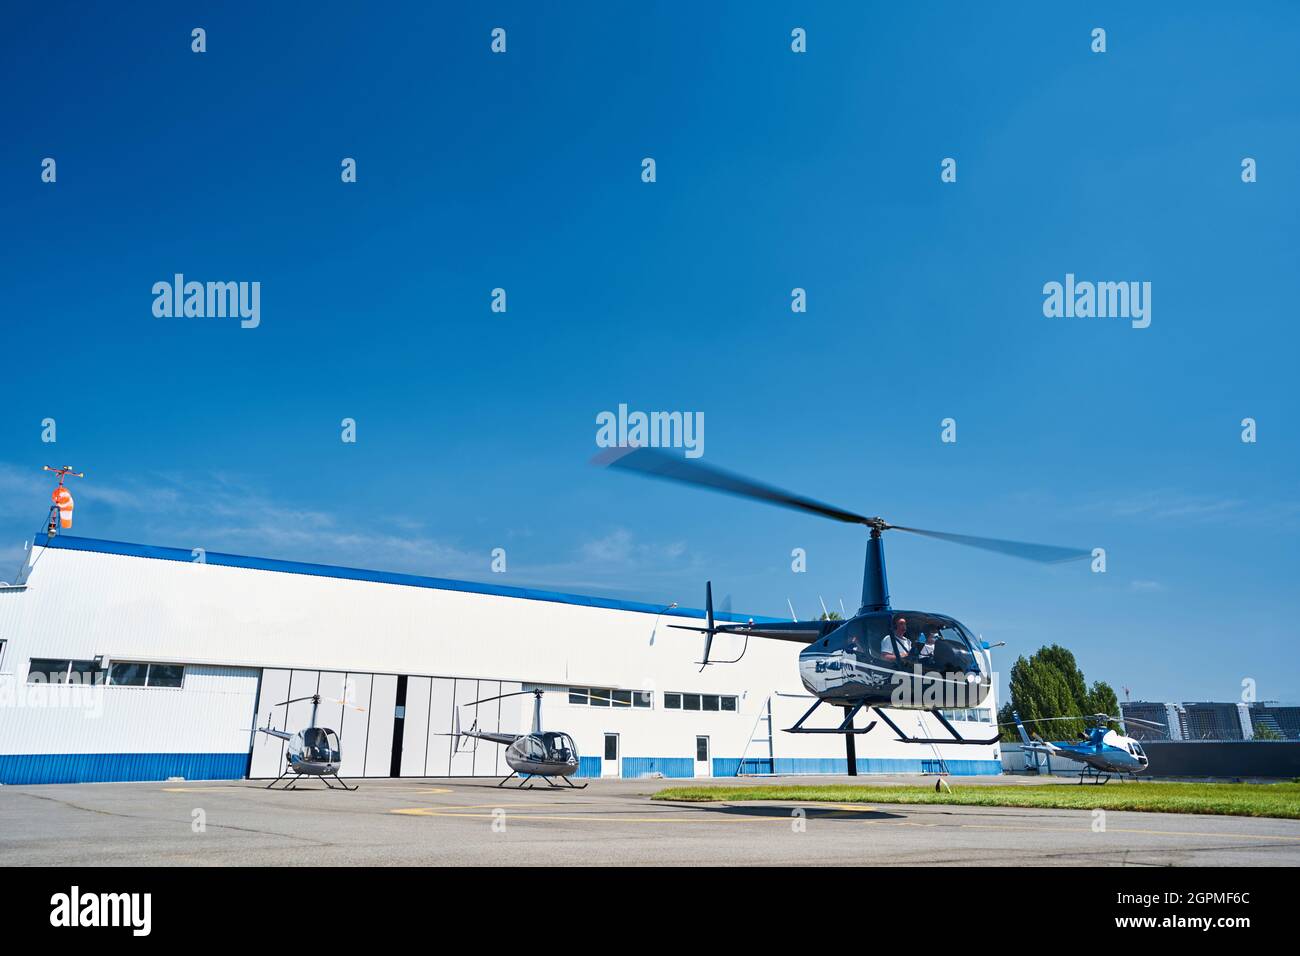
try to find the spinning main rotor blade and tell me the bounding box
[889,526,1090,564]
[594,446,870,525]
[594,446,1089,563]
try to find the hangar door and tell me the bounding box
[249,669,520,779]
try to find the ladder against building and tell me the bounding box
[733,694,776,776]
[915,711,951,777]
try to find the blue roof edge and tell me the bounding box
[32,534,779,624]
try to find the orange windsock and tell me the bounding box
[52,487,74,529]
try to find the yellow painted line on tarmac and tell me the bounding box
[391,808,793,823]
[389,805,873,824]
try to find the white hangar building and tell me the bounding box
[0,534,1002,785]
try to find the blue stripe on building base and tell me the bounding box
[0,752,248,785]
[621,757,695,778]
[713,757,1003,777]
[575,756,602,778]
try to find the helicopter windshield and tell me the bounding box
[873,613,982,675]
[302,727,340,762]
[540,732,577,762]
[515,735,547,761]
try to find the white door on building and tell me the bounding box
[695,735,710,777]
[602,733,619,777]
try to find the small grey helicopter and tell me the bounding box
[453,688,586,789]
[255,693,366,790]
[597,446,1092,773]
[1006,711,1166,783]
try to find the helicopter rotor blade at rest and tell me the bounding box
[998,714,1170,732]
[461,688,544,708]
[273,694,366,713]
[594,445,1090,563]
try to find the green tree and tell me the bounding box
[1002,645,1116,743]
[1085,681,1120,724]
[1253,724,1282,741]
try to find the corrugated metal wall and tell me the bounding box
[248,669,523,780]
[0,661,259,784]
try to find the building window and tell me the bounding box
[662,692,736,713]
[939,707,992,724]
[148,664,185,688]
[109,662,148,686]
[604,733,619,761]
[565,686,652,709]
[28,658,104,685]
[0,639,7,671]
[696,736,710,762]
[108,662,185,688]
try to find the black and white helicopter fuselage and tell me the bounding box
[453,689,586,789]
[255,693,363,790]
[600,446,1090,758]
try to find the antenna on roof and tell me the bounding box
[42,465,84,536]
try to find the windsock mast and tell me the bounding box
[42,465,84,536]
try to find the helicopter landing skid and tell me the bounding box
[785,699,998,746]
[871,706,1000,746]
[784,699,878,735]
[1077,768,1112,785]
[497,772,588,790]
[265,770,358,791]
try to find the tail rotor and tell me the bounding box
[667,581,742,670]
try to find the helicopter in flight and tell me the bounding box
[452,688,586,789]
[254,693,366,790]
[1006,711,1166,784]
[596,446,1092,773]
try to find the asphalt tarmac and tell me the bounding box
[3,774,1298,866]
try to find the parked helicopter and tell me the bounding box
[596,446,1092,774]
[254,693,366,790]
[452,688,586,789]
[1006,711,1166,784]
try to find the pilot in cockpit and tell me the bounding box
[881,616,911,661]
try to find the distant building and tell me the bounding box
[1122,700,1300,742]
[1120,701,1183,740]
[1180,702,1253,741]
[1249,702,1300,740]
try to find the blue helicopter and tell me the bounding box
[1006,711,1166,784]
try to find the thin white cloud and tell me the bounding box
[1129,579,1164,593]
[0,462,704,601]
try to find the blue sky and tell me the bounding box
[2,3,1296,705]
